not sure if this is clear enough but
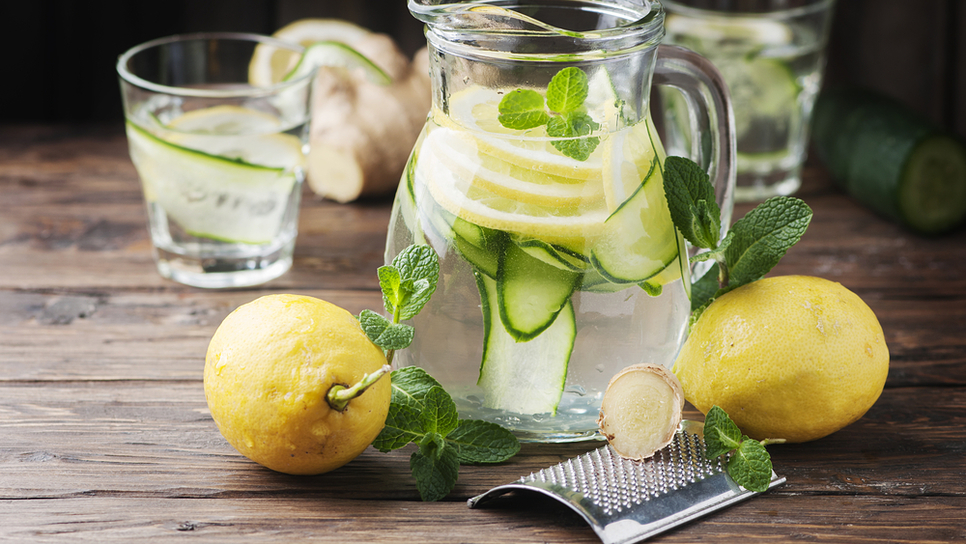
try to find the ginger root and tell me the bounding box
[597,363,685,460]
[306,34,431,203]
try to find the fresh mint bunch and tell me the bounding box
[498,67,600,161]
[373,366,521,501]
[662,156,813,321]
[360,244,439,364]
[703,406,784,492]
[662,159,804,490]
[361,244,520,502]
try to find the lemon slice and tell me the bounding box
[426,129,604,208]
[420,143,607,244]
[438,87,603,180]
[166,105,281,134]
[249,18,372,86]
[166,105,306,170]
[283,41,391,85]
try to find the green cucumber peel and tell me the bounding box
[363,245,520,502]
[703,406,785,492]
[498,67,600,161]
[662,156,813,318]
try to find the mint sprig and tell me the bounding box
[498,67,600,161]
[362,244,520,502]
[662,156,812,320]
[703,406,784,492]
[373,367,521,501]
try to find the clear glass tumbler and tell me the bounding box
[117,33,312,288]
[661,0,835,202]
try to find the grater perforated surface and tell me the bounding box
[523,424,725,515]
[468,420,784,544]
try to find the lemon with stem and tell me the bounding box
[204,294,391,475]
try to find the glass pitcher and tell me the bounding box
[385,0,735,442]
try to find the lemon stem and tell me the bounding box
[327,364,392,412]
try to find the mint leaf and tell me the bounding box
[703,406,781,493]
[663,156,721,249]
[447,419,521,464]
[547,112,600,161]
[498,89,550,130]
[690,263,720,313]
[377,265,404,317]
[723,196,812,288]
[358,310,414,351]
[388,366,442,405]
[546,66,589,114]
[373,401,423,452]
[410,444,460,502]
[418,432,447,460]
[497,67,600,162]
[420,386,459,436]
[728,439,773,492]
[373,367,442,451]
[703,405,743,458]
[389,245,439,320]
[392,244,439,284]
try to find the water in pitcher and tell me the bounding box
[386,78,690,442]
[387,0,736,442]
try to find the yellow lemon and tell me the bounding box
[204,294,390,475]
[672,275,889,443]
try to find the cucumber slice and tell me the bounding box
[125,121,299,244]
[640,229,690,298]
[391,149,429,247]
[812,88,966,235]
[577,268,628,293]
[476,271,574,415]
[284,41,392,85]
[498,242,579,342]
[419,199,504,279]
[591,157,680,283]
[512,236,590,272]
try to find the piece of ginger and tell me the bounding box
[597,363,685,460]
[307,34,430,203]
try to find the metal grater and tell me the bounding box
[468,420,784,544]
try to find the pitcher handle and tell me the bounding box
[653,44,736,236]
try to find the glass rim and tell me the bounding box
[660,0,835,19]
[116,31,309,98]
[411,0,666,61]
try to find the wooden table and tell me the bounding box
[2,124,964,542]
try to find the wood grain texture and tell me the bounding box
[1,495,963,543]
[1,126,964,542]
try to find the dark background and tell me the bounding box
[2,0,963,138]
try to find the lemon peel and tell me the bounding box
[672,275,889,443]
[204,294,391,475]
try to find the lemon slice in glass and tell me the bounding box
[248,18,373,86]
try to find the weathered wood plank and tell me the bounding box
[0,290,384,381]
[1,384,962,500]
[2,289,961,386]
[0,494,962,543]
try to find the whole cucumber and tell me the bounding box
[811,87,966,235]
